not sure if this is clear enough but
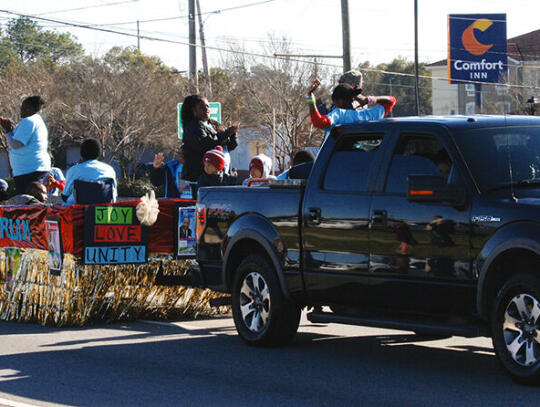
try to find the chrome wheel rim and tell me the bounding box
[503,293,540,367]
[239,272,271,333]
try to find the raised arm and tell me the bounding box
[306,78,332,129]
[356,95,397,116]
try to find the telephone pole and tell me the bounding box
[136,20,140,50]
[341,0,351,72]
[196,0,212,98]
[414,0,420,115]
[188,0,198,93]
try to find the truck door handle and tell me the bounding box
[371,209,387,225]
[308,207,322,225]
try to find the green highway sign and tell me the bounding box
[178,102,221,139]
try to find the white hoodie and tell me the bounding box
[242,153,276,186]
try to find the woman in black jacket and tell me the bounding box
[181,95,239,198]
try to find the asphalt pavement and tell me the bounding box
[1,313,539,407]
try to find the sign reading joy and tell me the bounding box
[84,206,148,265]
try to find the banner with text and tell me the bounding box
[83,206,149,265]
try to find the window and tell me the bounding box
[496,85,509,95]
[385,134,457,194]
[453,126,540,191]
[496,101,511,114]
[323,134,383,192]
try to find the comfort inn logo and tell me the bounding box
[462,18,493,56]
[448,14,507,84]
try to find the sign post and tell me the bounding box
[177,102,221,139]
[448,14,507,85]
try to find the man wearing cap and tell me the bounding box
[0,96,51,194]
[196,146,236,195]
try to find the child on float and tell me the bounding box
[197,146,237,190]
[242,154,275,186]
[306,77,397,141]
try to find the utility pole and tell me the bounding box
[137,20,140,50]
[188,0,198,93]
[341,0,351,72]
[196,0,212,98]
[414,0,420,115]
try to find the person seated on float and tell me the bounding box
[5,181,48,205]
[242,153,275,186]
[277,150,315,180]
[150,145,193,199]
[306,78,396,141]
[62,138,117,205]
[46,166,66,197]
[197,146,237,190]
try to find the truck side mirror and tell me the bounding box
[407,175,467,207]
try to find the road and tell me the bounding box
[1,313,539,407]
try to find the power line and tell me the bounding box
[35,0,139,16]
[0,9,538,91]
[80,0,278,27]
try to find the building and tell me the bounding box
[426,29,540,115]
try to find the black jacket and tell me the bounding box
[182,120,238,182]
[197,172,237,189]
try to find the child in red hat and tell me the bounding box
[242,153,275,186]
[197,146,237,193]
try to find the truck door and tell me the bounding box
[369,132,475,315]
[302,131,385,305]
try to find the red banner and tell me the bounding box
[0,199,195,256]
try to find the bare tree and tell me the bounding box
[220,37,330,170]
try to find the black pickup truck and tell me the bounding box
[194,115,540,383]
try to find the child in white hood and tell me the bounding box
[242,154,276,186]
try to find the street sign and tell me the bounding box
[177,102,221,139]
[448,14,507,84]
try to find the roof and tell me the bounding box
[426,28,540,67]
[336,115,540,134]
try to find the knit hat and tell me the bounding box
[249,157,264,175]
[339,70,363,89]
[203,146,226,171]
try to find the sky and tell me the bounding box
[0,0,538,74]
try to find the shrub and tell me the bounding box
[117,178,163,198]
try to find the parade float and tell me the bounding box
[0,197,225,326]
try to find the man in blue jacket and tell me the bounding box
[150,145,193,199]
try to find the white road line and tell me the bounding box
[0,396,70,407]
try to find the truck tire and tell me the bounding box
[231,254,301,347]
[491,273,540,384]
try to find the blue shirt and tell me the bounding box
[63,159,117,205]
[323,105,385,140]
[168,160,193,199]
[8,114,51,176]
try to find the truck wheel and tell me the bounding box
[491,273,540,384]
[231,254,301,347]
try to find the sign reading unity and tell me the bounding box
[83,206,149,265]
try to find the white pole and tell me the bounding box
[272,108,276,176]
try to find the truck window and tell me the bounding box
[323,134,383,192]
[385,134,458,194]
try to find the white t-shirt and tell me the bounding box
[8,114,51,176]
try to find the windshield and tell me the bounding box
[453,125,540,192]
